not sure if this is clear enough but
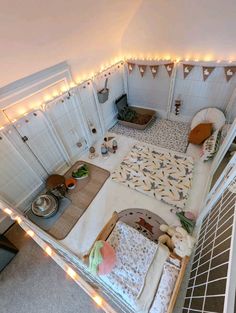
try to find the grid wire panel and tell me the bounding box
[45,96,87,160]
[0,132,43,209]
[172,65,236,119]
[127,64,171,113]
[183,187,236,313]
[16,110,68,174]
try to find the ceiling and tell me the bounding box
[1,0,236,87]
[0,0,141,87]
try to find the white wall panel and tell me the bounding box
[0,132,43,210]
[44,96,88,160]
[76,84,103,142]
[15,110,69,174]
[3,124,48,179]
[127,63,171,117]
[171,64,236,120]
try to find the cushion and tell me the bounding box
[191,108,226,131]
[188,123,213,144]
[200,129,221,162]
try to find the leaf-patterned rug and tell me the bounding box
[109,119,190,153]
[112,144,194,209]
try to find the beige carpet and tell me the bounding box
[0,224,103,313]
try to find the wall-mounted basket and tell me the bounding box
[97,78,109,103]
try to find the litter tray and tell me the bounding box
[117,106,156,130]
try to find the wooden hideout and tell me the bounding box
[83,211,190,313]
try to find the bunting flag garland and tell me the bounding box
[150,65,159,78]
[202,66,215,81]
[138,65,147,77]
[164,63,174,77]
[224,66,236,82]
[183,64,194,79]
[126,61,236,82]
[127,62,135,74]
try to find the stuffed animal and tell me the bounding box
[159,224,196,258]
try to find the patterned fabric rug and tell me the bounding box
[118,208,166,244]
[112,144,194,209]
[110,118,190,153]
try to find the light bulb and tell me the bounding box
[15,216,22,224]
[45,246,53,256]
[93,295,103,306]
[26,230,35,237]
[3,208,12,215]
[67,267,77,279]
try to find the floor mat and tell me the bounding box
[110,118,190,153]
[112,144,194,209]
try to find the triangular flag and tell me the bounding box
[149,65,159,78]
[127,62,135,74]
[224,66,236,82]
[202,66,215,81]
[165,63,174,77]
[138,65,147,77]
[183,64,194,79]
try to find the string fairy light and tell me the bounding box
[0,54,235,129]
[66,266,77,279]
[45,246,53,256]
[93,294,103,307]
[26,229,35,238]
[3,208,13,215]
[0,59,124,129]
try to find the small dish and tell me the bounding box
[65,178,77,190]
[74,174,89,180]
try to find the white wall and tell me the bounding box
[2,0,236,88]
[125,60,236,122]
[122,0,236,61]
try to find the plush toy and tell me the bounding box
[159,224,196,258]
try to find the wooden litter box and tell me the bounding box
[117,106,156,130]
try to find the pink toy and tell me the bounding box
[98,241,116,275]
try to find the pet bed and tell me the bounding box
[190,108,226,131]
[84,212,189,313]
[111,144,194,209]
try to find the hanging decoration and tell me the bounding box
[127,62,135,74]
[164,63,174,77]
[149,65,159,78]
[202,66,215,81]
[183,64,194,79]
[224,66,236,82]
[138,65,147,77]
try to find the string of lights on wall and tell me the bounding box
[0,60,125,130]
[1,54,236,130]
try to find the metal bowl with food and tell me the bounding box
[31,193,58,218]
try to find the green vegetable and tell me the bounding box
[72,164,89,178]
[176,211,195,234]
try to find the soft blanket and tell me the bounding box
[112,144,194,209]
[100,221,159,306]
